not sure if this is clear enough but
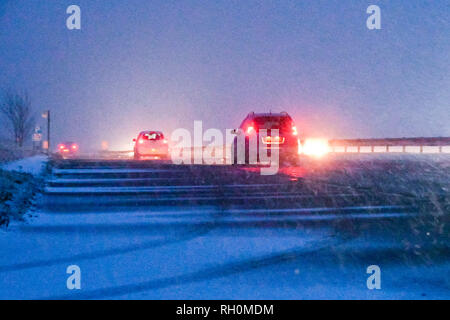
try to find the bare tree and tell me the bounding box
[0,90,35,147]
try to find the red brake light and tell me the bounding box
[262,136,285,144]
[59,145,65,149]
[138,139,144,144]
[246,126,255,134]
[72,144,78,150]
[292,126,298,136]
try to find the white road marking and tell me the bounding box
[44,192,364,204]
[44,183,288,193]
[153,211,418,223]
[52,168,184,174]
[47,178,184,183]
[226,205,409,214]
[20,212,418,230]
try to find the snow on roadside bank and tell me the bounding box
[1,155,47,227]
[1,155,48,176]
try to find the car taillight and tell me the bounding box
[246,126,255,134]
[262,136,285,144]
[72,144,78,150]
[59,145,65,150]
[292,126,298,136]
[139,139,144,144]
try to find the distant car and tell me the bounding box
[57,142,79,158]
[231,112,299,164]
[133,131,169,160]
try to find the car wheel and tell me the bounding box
[231,141,238,165]
[244,137,250,165]
[232,139,250,165]
[290,156,300,166]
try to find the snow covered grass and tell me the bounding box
[0,155,48,227]
[1,155,48,176]
[294,155,450,252]
[301,155,450,211]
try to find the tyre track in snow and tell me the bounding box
[46,238,341,300]
[0,162,230,273]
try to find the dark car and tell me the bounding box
[231,112,299,164]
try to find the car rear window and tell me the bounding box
[253,116,293,130]
[141,132,164,140]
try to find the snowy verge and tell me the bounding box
[1,155,48,176]
[0,155,47,227]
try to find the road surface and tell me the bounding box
[0,156,449,299]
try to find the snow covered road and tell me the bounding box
[0,158,448,299]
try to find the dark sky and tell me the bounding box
[0,0,449,150]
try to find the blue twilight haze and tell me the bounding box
[0,0,448,150]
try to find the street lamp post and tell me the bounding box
[47,110,50,154]
[42,110,50,154]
